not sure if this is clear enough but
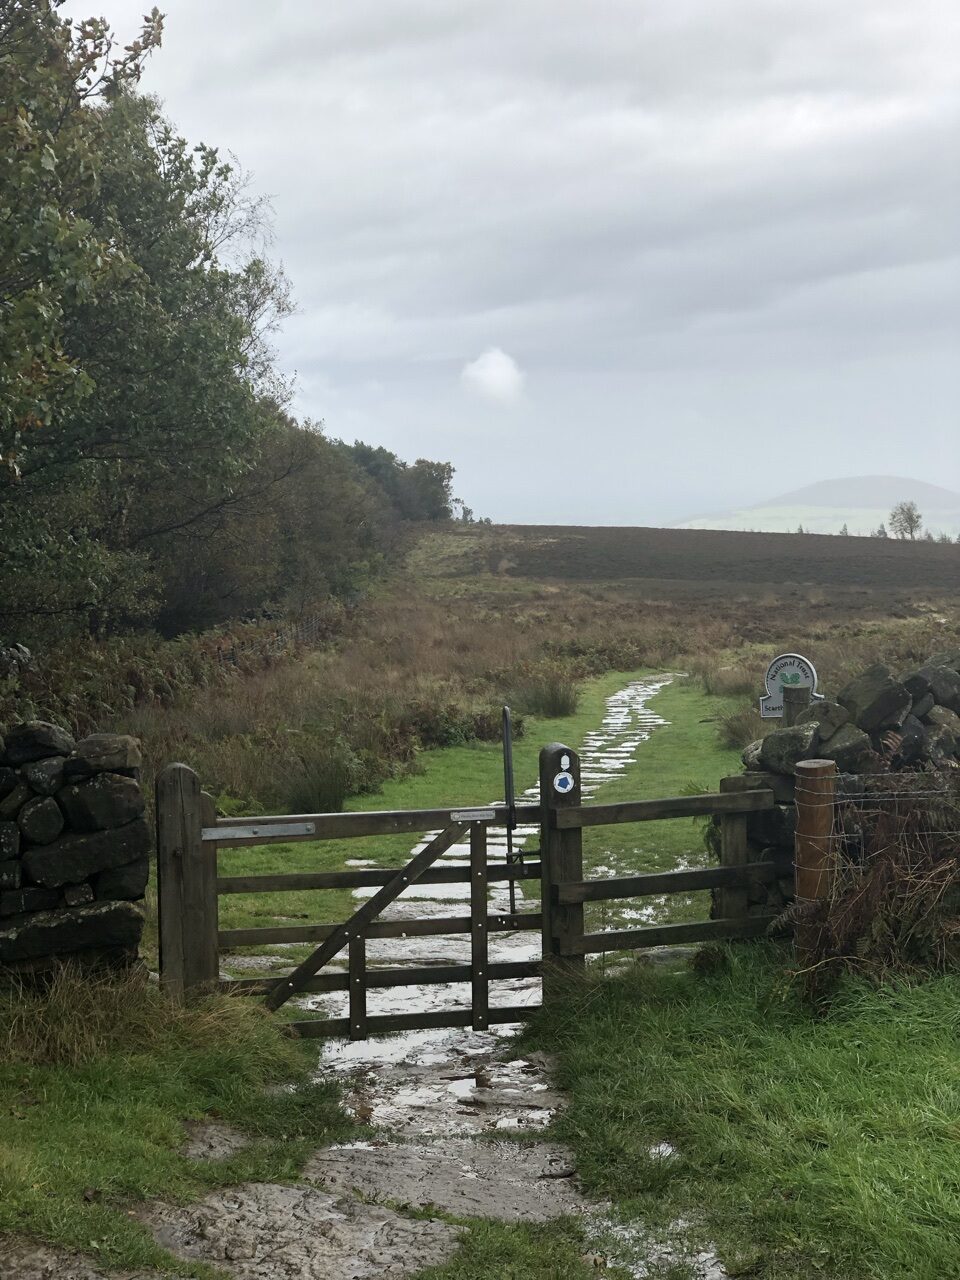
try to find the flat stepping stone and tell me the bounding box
[306,1138,586,1222]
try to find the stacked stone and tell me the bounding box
[0,722,148,976]
[728,646,960,918]
[743,646,960,780]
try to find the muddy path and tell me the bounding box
[4,675,728,1280]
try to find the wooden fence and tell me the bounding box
[156,741,796,1039]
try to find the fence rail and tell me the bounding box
[156,745,789,1039]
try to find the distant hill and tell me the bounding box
[676,476,960,538]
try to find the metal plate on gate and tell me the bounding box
[203,821,317,842]
[450,808,497,823]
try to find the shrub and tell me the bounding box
[0,963,291,1068]
[717,702,768,750]
[784,777,960,993]
[509,665,579,718]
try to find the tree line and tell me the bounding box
[796,501,959,542]
[0,4,462,647]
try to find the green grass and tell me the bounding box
[216,669,652,968]
[0,969,353,1275]
[414,1217,624,1279]
[580,679,743,933]
[528,943,960,1280]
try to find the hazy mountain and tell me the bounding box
[676,476,960,537]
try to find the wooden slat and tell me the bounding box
[348,935,366,1041]
[571,914,781,955]
[288,1003,539,1040]
[219,911,541,949]
[216,861,542,895]
[220,958,543,997]
[553,789,774,829]
[555,860,786,905]
[211,803,541,848]
[470,823,489,1031]
[264,821,467,1009]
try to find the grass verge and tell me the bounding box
[0,967,352,1275]
[528,942,960,1280]
[580,678,743,934]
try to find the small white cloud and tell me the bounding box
[460,347,525,405]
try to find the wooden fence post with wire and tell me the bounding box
[793,758,838,966]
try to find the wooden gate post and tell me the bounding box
[782,684,812,726]
[794,758,837,966]
[156,763,219,1001]
[717,775,750,921]
[539,743,584,1006]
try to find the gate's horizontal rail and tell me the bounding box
[207,803,541,848]
[217,860,542,895]
[554,789,774,829]
[570,914,780,955]
[221,958,542,996]
[219,910,542,948]
[289,1003,539,1040]
[555,859,787,905]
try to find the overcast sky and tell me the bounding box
[75,1,959,523]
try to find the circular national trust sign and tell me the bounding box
[759,652,823,719]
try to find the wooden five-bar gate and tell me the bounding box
[156,743,787,1038]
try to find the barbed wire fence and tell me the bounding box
[794,771,960,984]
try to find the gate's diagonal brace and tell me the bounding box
[264,821,468,1011]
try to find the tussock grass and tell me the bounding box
[530,943,960,1280]
[509,664,580,717]
[415,1218,600,1279]
[0,966,351,1272]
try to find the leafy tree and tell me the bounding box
[873,523,889,538]
[839,523,849,536]
[889,500,922,541]
[0,7,460,646]
[0,2,162,474]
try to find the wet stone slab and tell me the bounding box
[145,1182,459,1279]
[306,1138,586,1221]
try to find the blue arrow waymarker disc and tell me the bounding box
[553,771,574,794]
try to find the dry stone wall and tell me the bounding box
[0,722,148,977]
[726,646,960,918]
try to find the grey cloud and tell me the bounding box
[63,0,960,516]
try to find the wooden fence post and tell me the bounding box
[794,758,837,965]
[156,764,219,1001]
[717,775,750,921]
[539,743,584,1006]
[782,685,812,726]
